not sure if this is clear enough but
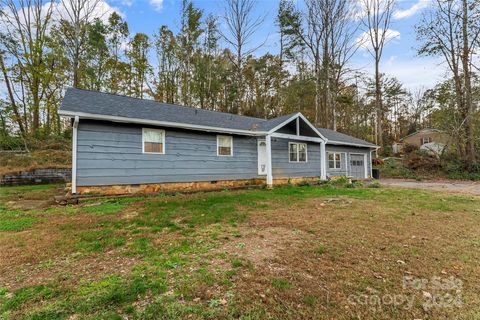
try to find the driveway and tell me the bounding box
[380,178,480,195]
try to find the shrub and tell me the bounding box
[403,143,419,154]
[368,181,381,188]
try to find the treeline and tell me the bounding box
[0,0,478,166]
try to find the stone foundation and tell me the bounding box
[75,176,321,195]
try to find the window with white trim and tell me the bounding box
[328,152,342,169]
[143,128,165,154]
[217,135,233,156]
[289,142,307,162]
[421,137,432,145]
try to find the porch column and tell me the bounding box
[265,134,273,188]
[320,141,327,180]
[72,116,79,194]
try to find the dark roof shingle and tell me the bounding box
[60,88,376,147]
[317,128,376,147]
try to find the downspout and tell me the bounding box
[72,116,79,194]
[265,134,273,188]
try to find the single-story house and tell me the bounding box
[392,128,449,155]
[59,88,378,195]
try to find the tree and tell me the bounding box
[57,0,103,88]
[220,0,265,114]
[417,0,479,165]
[360,0,396,148]
[0,0,55,135]
[152,25,178,103]
[127,33,150,98]
[106,12,129,94]
[177,0,203,106]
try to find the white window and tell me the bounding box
[328,152,342,169]
[142,128,165,154]
[421,137,431,145]
[289,142,307,162]
[217,135,233,156]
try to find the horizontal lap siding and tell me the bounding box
[271,138,321,178]
[325,145,372,178]
[76,120,259,186]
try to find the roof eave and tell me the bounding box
[266,112,328,141]
[58,110,268,136]
[326,140,378,148]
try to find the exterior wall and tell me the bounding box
[76,120,260,186]
[325,144,372,178]
[271,138,321,178]
[403,131,449,147]
[76,120,325,188]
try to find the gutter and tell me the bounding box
[58,110,268,136]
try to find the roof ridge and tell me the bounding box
[67,87,270,123]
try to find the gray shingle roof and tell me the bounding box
[318,128,377,147]
[60,88,375,147]
[60,88,274,132]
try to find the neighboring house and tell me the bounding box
[59,88,378,195]
[393,129,449,155]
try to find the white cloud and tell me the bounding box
[394,0,430,19]
[149,0,164,12]
[53,0,122,24]
[0,0,122,34]
[356,29,401,51]
[352,55,447,90]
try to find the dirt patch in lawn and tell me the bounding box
[228,196,480,319]
[216,226,315,267]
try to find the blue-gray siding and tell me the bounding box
[76,120,260,186]
[271,138,321,178]
[325,145,372,178]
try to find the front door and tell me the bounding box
[257,140,267,175]
[350,154,365,178]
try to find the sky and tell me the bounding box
[29,0,452,92]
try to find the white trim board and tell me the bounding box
[270,133,324,143]
[217,135,233,156]
[58,110,268,136]
[142,128,166,154]
[326,140,377,148]
[267,113,328,141]
[71,116,79,194]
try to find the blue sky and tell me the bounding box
[108,0,445,91]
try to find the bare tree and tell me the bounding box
[278,0,358,128]
[220,0,265,114]
[325,0,360,131]
[360,0,395,148]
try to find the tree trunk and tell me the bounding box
[0,54,26,135]
[374,51,383,148]
[461,0,476,165]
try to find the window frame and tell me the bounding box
[217,135,233,156]
[142,128,165,154]
[288,142,308,163]
[328,152,343,170]
[421,137,431,145]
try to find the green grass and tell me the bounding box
[271,278,293,290]
[2,184,480,319]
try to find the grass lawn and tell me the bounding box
[1,183,480,319]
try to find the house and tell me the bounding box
[393,128,449,155]
[59,88,378,195]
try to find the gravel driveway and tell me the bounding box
[380,178,480,195]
